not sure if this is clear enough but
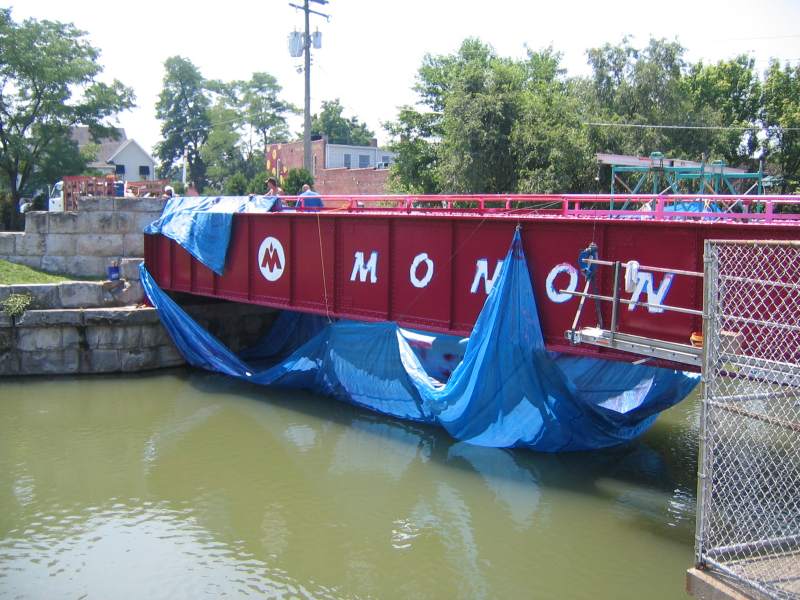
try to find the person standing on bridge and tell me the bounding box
[265,177,284,212]
[265,177,283,196]
[299,183,323,210]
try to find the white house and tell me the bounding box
[325,141,395,170]
[71,127,157,182]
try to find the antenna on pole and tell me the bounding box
[288,0,330,174]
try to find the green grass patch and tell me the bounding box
[0,259,70,285]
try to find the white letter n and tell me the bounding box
[470,259,503,294]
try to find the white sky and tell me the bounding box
[11,0,800,156]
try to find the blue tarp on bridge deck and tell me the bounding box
[140,228,699,452]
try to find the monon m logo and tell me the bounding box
[257,236,285,282]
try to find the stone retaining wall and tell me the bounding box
[0,260,145,310]
[0,197,165,278]
[0,300,275,376]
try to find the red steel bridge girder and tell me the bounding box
[143,198,800,364]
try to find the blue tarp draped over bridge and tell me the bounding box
[143,196,281,275]
[141,229,698,452]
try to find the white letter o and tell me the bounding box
[546,263,578,303]
[410,253,434,288]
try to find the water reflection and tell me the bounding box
[0,370,700,599]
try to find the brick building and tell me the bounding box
[265,137,395,195]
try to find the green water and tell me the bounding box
[0,370,700,599]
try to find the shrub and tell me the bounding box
[1,293,33,318]
[284,168,314,195]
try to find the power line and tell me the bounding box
[582,121,800,132]
[708,34,800,42]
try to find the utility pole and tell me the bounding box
[289,0,329,173]
[303,0,311,172]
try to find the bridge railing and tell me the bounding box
[697,239,800,599]
[277,194,800,223]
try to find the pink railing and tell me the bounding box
[277,194,800,223]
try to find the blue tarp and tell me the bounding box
[664,200,723,213]
[140,230,699,452]
[143,196,281,275]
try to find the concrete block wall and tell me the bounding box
[0,300,276,376]
[0,196,165,278]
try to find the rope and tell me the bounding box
[316,210,332,322]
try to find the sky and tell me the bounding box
[11,0,800,156]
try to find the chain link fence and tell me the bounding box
[697,240,800,599]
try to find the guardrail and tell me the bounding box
[275,193,800,223]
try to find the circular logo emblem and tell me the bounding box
[257,236,285,282]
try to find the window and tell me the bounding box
[343,153,351,168]
[139,165,150,177]
[382,155,391,164]
[115,164,125,175]
[358,154,370,168]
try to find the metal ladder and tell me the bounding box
[564,248,704,367]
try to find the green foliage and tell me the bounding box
[248,171,268,195]
[0,8,135,202]
[385,108,440,193]
[0,259,70,284]
[283,168,314,195]
[238,73,296,148]
[1,292,32,318]
[583,38,765,169]
[201,101,243,191]
[223,172,248,195]
[155,56,210,190]
[763,61,800,192]
[437,41,522,192]
[686,55,761,164]
[387,39,594,194]
[155,62,296,195]
[389,35,800,194]
[169,181,186,195]
[311,99,374,145]
[25,132,91,198]
[0,191,20,231]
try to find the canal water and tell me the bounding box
[0,369,700,599]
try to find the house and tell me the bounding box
[266,137,396,195]
[325,140,395,170]
[71,127,157,182]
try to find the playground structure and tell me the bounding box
[602,152,766,204]
[58,176,168,211]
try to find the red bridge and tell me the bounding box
[143,194,800,365]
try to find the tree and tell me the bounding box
[763,61,800,192]
[584,37,745,164]
[223,172,248,195]
[512,51,595,193]
[386,39,593,194]
[200,101,243,192]
[284,168,313,195]
[384,108,440,193]
[248,171,268,195]
[155,56,211,190]
[436,40,522,192]
[240,73,295,150]
[0,9,135,203]
[686,56,761,165]
[25,131,97,199]
[311,99,374,145]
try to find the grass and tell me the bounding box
[0,259,71,285]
